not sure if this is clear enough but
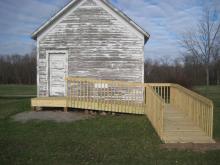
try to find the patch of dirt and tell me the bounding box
[160,141,220,153]
[12,111,93,123]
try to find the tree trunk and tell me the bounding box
[206,66,210,86]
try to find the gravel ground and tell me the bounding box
[12,111,93,123]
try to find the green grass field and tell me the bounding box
[0,85,36,96]
[0,85,220,165]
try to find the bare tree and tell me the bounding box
[181,7,220,85]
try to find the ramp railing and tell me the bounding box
[148,83,213,138]
[66,77,214,139]
[66,77,165,139]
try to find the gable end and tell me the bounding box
[31,0,150,42]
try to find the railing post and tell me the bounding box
[211,103,214,138]
[65,78,68,106]
[170,85,175,106]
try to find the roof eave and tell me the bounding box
[31,33,37,40]
[144,35,150,44]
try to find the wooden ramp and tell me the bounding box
[163,105,215,143]
[31,77,215,144]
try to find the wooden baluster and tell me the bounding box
[210,105,213,137]
[87,80,89,109]
[80,80,82,108]
[92,81,95,110]
[82,80,84,109]
[109,84,112,112]
[78,80,80,108]
[119,84,123,113]
[71,82,73,108]
[99,81,102,111]
[75,81,78,108]
[205,105,208,134]
[117,83,120,113]
[164,86,166,103]
[108,83,111,112]
[126,86,129,113]
[81,80,83,109]
[137,87,139,114]
[134,87,136,114]
[118,83,121,113]
[102,81,105,111]
[113,83,115,112]
[74,81,76,108]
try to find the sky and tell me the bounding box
[0,0,219,60]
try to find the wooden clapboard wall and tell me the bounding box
[37,0,145,97]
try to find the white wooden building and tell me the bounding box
[32,0,150,97]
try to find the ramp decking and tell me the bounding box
[163,105,214,143]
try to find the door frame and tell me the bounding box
[46,50,68,97]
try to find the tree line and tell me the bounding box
[144,55,220,88]
[0,50,36,85]
[0,50,219,87]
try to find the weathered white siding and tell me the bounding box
[37,0,145,97]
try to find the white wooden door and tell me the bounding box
[49,52,67,96]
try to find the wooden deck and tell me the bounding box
[31,77,215,144]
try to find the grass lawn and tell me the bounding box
[0,85,36,96]
[0,85,220,165]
